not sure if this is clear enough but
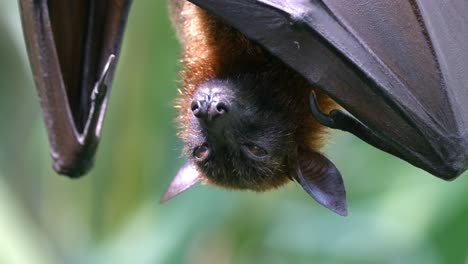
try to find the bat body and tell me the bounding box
[163,0,468,215]
[163,0,347,215]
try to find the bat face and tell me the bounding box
[168,72,347,215]
[184,78,292,190]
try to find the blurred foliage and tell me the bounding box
[0,1,468,264]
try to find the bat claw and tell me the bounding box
[92,54,116,102]
[309,91,404,161]
[308,91,336,128]
[309,90,367,133]
[98,54,116,89]
[82,54,116,144]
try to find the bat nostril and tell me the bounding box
[191,100,203,117]
[190,100,198,110]
[215,101,228,114]
[207,101,228,120]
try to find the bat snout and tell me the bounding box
[191,98,229,121]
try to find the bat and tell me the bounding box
[18,0,132,177]
[162,0,468,215]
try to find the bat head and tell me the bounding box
[162,76,347,215]
[182,77,293,190]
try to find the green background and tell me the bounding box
[0,1,467,263]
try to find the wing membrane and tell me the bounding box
[189,0,468,179]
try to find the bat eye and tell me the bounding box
[244,144,268,157]
[193,145,210,161]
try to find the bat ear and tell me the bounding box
[292,149,347,216]
[160,159,202,203]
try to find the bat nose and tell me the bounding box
[191,99,229,121]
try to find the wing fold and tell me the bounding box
[19,0,132,176]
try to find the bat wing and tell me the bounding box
[189,0,468,180]
[19,0,132,177]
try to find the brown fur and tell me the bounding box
[171,0,337,190]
